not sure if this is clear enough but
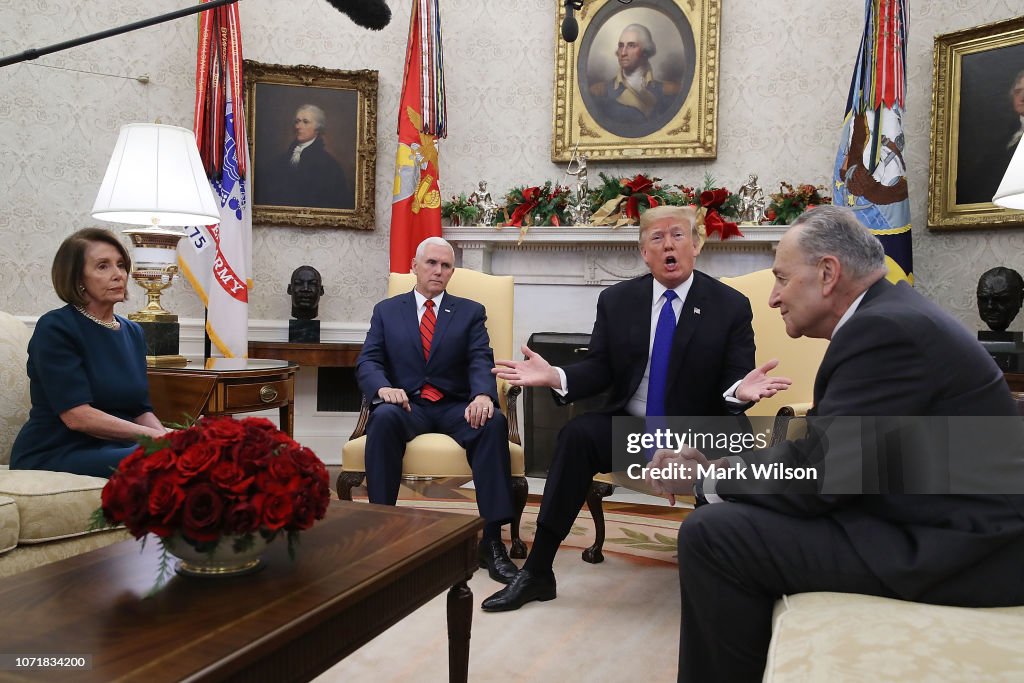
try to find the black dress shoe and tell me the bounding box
[481,569,557,612]
[478,539,518,584]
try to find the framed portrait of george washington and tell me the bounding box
[551,0,720,162]
[243,61,378,229]
[928,16,1024,230]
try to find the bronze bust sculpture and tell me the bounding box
[287,265,324,343]
[977,267,1024,333]
[288,265,324,321]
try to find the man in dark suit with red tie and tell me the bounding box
[356,236,518,584]
[481,205,790,611]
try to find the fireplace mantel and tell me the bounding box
[442,224,788,363]
[443,225,787,286]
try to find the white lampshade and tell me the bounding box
[91,123,221,226]
[993,139,1024,210]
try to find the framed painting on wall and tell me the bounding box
[243,61,378,229]
[928,16,1024,230]
[551,0,721,162]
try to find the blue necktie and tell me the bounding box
[646,290,678,418]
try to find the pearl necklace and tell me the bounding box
[74,305,120,330]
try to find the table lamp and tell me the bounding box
[91,123,220,366]
[993,139,1024,210]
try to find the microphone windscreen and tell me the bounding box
[323,0,392,31]
[561,15,579,42]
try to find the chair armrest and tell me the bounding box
[348,396,372,440]
[777,402,813,417]
[499,378,522,446]
[768,406,811,447]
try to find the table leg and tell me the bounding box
[447,580,472,683]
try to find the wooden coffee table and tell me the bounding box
[0,501,482,682]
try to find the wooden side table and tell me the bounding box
[147,358,298,435]
[248,341,362,367]
[1005,372,1024,393]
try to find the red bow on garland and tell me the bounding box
[506,186,542,227]
[699,188,743,240]
[623,174,660,220]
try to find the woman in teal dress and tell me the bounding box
[9,228,167,477]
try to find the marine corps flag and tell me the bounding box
[832,0,912,284]
[178,0,252,358]
[389,0,447,271]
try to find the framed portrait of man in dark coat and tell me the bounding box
[243,61,378,229]
[928,16,1024,231]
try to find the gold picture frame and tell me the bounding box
[243,60,378,229]
[928,16,1024,230]
[551,0,720,162]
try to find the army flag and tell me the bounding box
[389,0,447,271]
[832,0,912,283]
[177,1,252,358]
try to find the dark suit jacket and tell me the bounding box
[356,291,499,406]
[720,279,1024,599]
[561,271,755,417]
[258,137,353,210]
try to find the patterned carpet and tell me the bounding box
[318,497,685,683]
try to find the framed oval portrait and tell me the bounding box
[577,1,695,139]
[551,0,721,162]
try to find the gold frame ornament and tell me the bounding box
[243,60,378,229]
[928,16,1024,230]
[551,0,721,162]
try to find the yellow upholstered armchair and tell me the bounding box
[337,270,529,558]
[582,268,830,563]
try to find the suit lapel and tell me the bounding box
[666,274,705,385]
[427,292,456,364]
[628,277,655,390]
[401,292,423,363]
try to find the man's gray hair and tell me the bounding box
[414,236,455,261]
[296,104,326,131]
[620,23,656,58]
[791,206,886,279]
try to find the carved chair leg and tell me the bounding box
[509,476,528,559]
[582,480,615,564]
[336,470,365,501]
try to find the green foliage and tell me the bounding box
[440,193,482,225]
[765,182,832,225]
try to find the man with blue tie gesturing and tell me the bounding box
[357,236,518,584]
[482,205,790,611]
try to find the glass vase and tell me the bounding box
[165,532,269,577]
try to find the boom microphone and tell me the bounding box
[323,0,392,31]
[561,0,584,43]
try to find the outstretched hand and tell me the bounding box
[735,359,792,403]
[492,344,562,388]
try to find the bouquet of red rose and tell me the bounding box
[93,416,331,565]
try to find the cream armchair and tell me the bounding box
[338,270,529,558]
[582,269,830,563]
[0,311,128,577]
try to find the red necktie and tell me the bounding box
[420,300,443,401]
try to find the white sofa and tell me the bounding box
[765,592,1024,681]
[0,311,128,578]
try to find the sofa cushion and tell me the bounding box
[0,470,109,543]
[0,496,18,555]
[765,592,1024,681]
[0,311,32,466]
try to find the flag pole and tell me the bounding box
[0,0,240,68]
